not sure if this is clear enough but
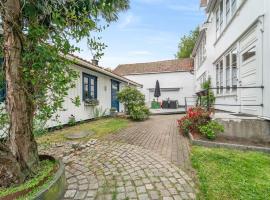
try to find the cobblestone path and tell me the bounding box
[39,115,196,200]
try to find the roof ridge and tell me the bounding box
[117,58,192,67]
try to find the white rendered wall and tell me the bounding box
[124,72,195,107]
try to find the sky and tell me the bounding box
[74,0,205,69]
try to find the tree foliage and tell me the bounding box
[176,27,200,58]
[0,0,129,187]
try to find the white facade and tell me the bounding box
[193,0,270,119]
[124,71,195,107]
[46,56,139,127]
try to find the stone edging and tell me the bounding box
[188,132,270,154]
[33,156,66,200]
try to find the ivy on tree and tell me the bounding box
[0,0,129,187]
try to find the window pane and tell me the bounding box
[232,67,237,88]
[226,0,230,22]
[232,49,237,66]
[216,9,219,32]
[84,83,89,98]
[231,0,236,14]
[220,1,223,28]
[220,60,223,94]
[226,67,230,87]
[242,46,256,62]
[91,79,94,85]
[84,77,88,84]
[216,64,219,94]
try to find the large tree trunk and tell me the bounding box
[1,0,39,184]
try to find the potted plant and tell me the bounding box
[110,107,117,117]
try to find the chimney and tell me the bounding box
[92,58,99,66]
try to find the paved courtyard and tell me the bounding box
[39,115,196,200]
[108,115,191,171]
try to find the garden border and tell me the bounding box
[188,132,270,154]
[33,155,66,200]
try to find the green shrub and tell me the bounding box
[118,87,149,121]
[130,105,150,121]
[199,120,224,140]
[117,87,145,114]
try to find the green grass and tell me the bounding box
[37,117,129,144]
[191,146,270,200]
[0,160,55,199]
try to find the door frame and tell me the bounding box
[111,80,120,112]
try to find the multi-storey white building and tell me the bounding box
[193,0,270,119]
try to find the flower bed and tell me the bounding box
[178,107,224,140]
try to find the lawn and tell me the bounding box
[191,146,270,200]
[37,117,129,144]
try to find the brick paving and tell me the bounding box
[39,114,196,200]
[108,115,192,171]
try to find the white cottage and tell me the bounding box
[0,54,140,130]
[45,55,141,127]
[193,0,270,119]
[114,59,195,107]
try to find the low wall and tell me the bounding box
[215,118,270,142]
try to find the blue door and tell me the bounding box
[111,80,120,111]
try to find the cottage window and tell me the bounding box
[82,73,97,101]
